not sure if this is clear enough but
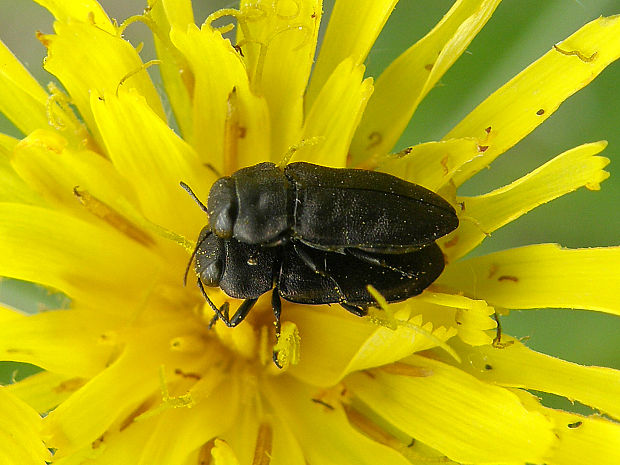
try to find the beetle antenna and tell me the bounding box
[197,278,231,324]
[180,182,209,214]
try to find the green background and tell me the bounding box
[1,1,618,411]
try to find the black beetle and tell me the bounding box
[202,162,458,251]
[189,226,446,335]
[181,162,458,336]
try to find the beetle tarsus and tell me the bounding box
[229,298,258,326]
[272,286,282,337]
[339,302,368,317]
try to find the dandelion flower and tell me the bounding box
[1,1,619,464]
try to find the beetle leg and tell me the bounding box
[271,286,282,337]
[345,247,415,278]
[293,243,367,313]
[293,243,347,301]
[229,298,258,326]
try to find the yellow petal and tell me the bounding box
[445,15,620,186]
[0,309,116,377]
[0,135,43,205]
[0,304,25,323]
[171,24,270,173]
[41,19,165,144]
[452,337,620,421]
[306,0,397,107]
[350,0,501,164]
[43,319,197,455]
[264,375,412,465]
[439,244,620,315]
[12,129,139,215]
[159,0,194,27]
[0,133,16,157]
[33,0,114,33]
[0,203,165,311]
[12,130,165,252]
[0,387,50,465]
[377,137,480,191]
[288,304,455,387]
[0,39,49,134]
[147,0,195,140]
[515,390,620,465]
[545,412,620,465]
[287,307,378,386]
[135,379,238,465]
[265,416,306,465]
[6,371,85,414]
[443,141,610,260]
[296,59,373,167]
[90,91,208,239]
[237,0,322,157]
[348,355,556,464]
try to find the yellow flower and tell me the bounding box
[1,1,619,464]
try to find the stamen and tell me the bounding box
[45,84,93,147]
[116,60,162,96]
[277,136,323,167]
[118,13,157,38]
[223,87,241,175]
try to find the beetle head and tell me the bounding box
[207,177,237,238]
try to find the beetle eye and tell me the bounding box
[200,260,222,287]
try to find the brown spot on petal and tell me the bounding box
[498,275,519,283]
[174,368,202,380]
[366,131,382,149]
[441,155,450,174]
[536,108,545,116]
[35,31,50,47]
[54,378,86,393]
[311,398,335,410]
[443,235,459,248]
[381,362,433,377]
[92,434,105,449]
[120,400,152,431]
